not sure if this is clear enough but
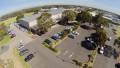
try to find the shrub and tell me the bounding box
[78,62,82,66]
[83,64,88,68]
[88,66,93,68]
[72,59,82,67]
[49,46,58,53]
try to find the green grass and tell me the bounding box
[14,47,30,68]
[0,17,17,26]
[116,26,120,37]
[7,59,14,68]
[0,35,11,46]
[0,12,34,26]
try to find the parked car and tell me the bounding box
[81,40,97,50]
[17,44,24,50]
[51,33,61,40]
[68,34,75,39]
[8,30,16,38]
[51,36,58,40]
[98,47,104,54]
[107,37,112,41]
[104,45,114,58]
[72,31,79,35]
[115,63,120,68]
[10,33,16,38]
[19,49,29,56]
[24,53,34,62]
[113,49,120,59]
[44,39,52,45]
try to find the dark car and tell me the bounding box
[81,40,97,50]
[19,49,29,56]
[44,39,52,45]
[51,36,59,40]
[10,34,16,38]
[68,34,75,39]
[104,45,114,58]
[24,54,34,62]
[115,63,120,68]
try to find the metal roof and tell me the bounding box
[48,8,64,15]
[20,13,41,22]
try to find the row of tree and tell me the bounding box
[0,24,7,40]
[61,10,110,27]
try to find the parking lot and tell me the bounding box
[13,23,119,68]
[56,27,95,63]
[18,24,80,68]
[23,40,78,68]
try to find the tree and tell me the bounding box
[76,10,92,24]
[16,13,24,21]
[0,24,7,40]
[37,12,54,33]
[34,10,39,14]
[96,28,107,46]
[62,10,76,21]
[93,13,109,27]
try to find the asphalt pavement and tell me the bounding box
[56,27,95,63]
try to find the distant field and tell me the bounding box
[0,12,34,26]
[24,12,34,17]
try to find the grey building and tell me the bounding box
[18,13,41,29]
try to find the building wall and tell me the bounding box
[18,20,29,29]
[19,20,37,29]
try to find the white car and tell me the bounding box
[72,31,79,35]
[16,40,24,50]
[99,47,104,54]
[17,44,24,50]
[108,37,112,41]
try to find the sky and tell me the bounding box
[0,0,120,16]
